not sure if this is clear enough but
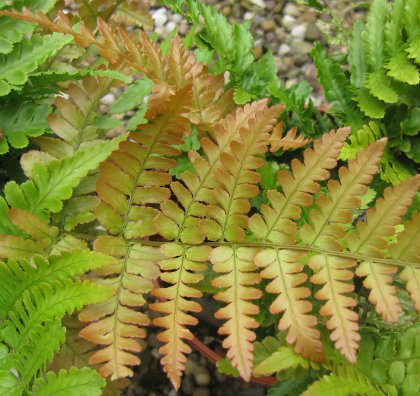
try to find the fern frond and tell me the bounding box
[349,20,367,88]
[0,279,111,387]
[0,250,115,319]
[350,176,420,321]
[310,254,359,362]
[12,320,66,385]
[23,77,116,168]
[150,243,210,389]
[249,128,350,361]
[311,44,364,128]
[209,246,261,381]
[390,212,420,312]
[95,88,191,237]
[0,0,57,54]
[255,248,324,362]
[0,9,230,126]
[0,33,72,95]
[203,104,283,242]
[0,102,51,154]
[250,128,350,245]
[302,366,386,396]
[3,134,127,220]
[253,345,313,377]
[32,367,105,396]
[268,121,311,152]
[385,0,404,57]
[0,208,58,259]
[155,100,277,244]
[79,238,161,379]
[365,0,388,70]
[301,140,386,250]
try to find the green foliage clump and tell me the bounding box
[313,0,420,184]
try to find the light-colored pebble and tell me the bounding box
[152,12,167,28]
[101,93,115,105]
[244,11,254,20]
[281,14,296,30]
[165,21,177,33]
[278,43,291,55]
[284,3,301,17]
[291,24,306,39]
[171,13,183,23]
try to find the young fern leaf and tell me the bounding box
[31,367,105,396]
[251,128,350,362]
[302,366,386,396]
[204,104,283,379]
[153,100,282,386]
[0,33,72,96]
[299,140,386,362]
[2,134,127,221]
[0,10,231,127]
[350,176,420,322]
[210,246,261,381]
[0,249,115,320]
[0,102,51,154]
[150,243,211,390]
[390,212,420,311]
[79,89,192,380]
[22,76,116,171]
[268,121,311,152]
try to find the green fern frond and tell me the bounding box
[0,250,115,319]
[311,43,364,129]
[302,366,386,396]
[0,102,51,154]
[0,0,58,54]
[365,0,388,70]
[3,134,127,220]
[0,33,73,96]
[32,367,105,396]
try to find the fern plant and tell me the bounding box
[312,0,420,184]
[0,3,419,395]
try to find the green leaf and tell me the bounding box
[384,0,404,57]
[0,33,73,95]
[406,37,420,63]
[127,105,148,131]
[230,22,254,75]
[216,358,240,378]
[0,251,115,320]
[0,370,22,396]
[311,42,364,128]
[385,52,420,85]
[196,2,233,60]
[93,116,121,129]
[302,366,386,396]
[349,20,367,88]
[253,347,310,376]
[32,367,105,396]
[388,361,405,385]
[110,77,153,114]
[365,69,398,103]
[365,0,388,69]
[0,102,51,154]
[0,0,58,54]
[233,88,256,105]
[354,87,386,118]
[403,0,420,41]
[4,134,128,219]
